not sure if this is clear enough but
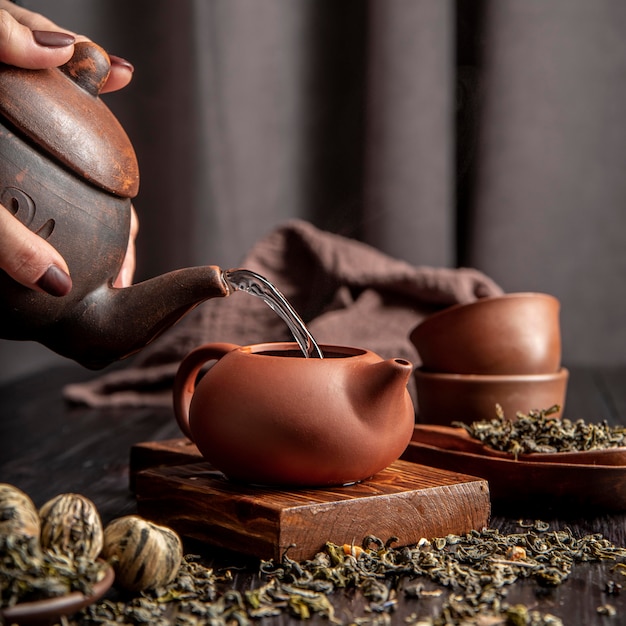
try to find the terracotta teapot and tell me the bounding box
[0,42,230,368]
[173,342,416,487]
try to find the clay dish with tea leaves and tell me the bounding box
[402,436,626,511]
[410,424,626,466]
[0,561,114,625]
[410,292,562,375]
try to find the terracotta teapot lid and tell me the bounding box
[0,41,139,198]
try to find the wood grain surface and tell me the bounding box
[133,453,490,560]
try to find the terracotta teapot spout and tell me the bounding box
[351,357,415,423]
[41,266,229,369]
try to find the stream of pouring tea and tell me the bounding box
[223,269,324,359]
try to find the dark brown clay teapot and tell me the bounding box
[0,42,229,368]
[173,342,416,487]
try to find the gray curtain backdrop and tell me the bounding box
[1,0,625,381]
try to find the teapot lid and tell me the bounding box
[0,41,139,198]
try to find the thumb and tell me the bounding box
[0,204,72,296]
[0,8,75,68]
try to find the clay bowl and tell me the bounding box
[410,292,561,375]
[414,367,569,425]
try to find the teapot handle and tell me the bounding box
[173,343,239,440]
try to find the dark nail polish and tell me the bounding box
[37,265,72,297]
[32,30,76,48]
[109,54,134,73]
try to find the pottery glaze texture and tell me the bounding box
[173,342,416,487]
[410,293,561,375]
[410,292,568,424]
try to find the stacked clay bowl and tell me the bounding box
[409,293,569,424]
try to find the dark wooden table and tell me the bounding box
[2,363,626,625]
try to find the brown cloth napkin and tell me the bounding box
[63,219,503,408]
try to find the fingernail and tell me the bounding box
[32,30,76,48]
[37,265,72,297]
[109,54,134,73]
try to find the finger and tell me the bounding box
[0,205,72,296]
[101,55,134,93]
[0,8,76,68]
[113,205,139,288]
[0,2,133,93]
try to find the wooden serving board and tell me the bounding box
[130,439,491,561]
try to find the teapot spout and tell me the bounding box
[356,357,415,422]
[44,265,229,369]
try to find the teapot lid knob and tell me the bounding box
[60,40,110,96]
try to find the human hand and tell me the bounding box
[0,1,137,295]
[0,1,134,91]
[0,202,139,295]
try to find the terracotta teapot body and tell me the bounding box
[0,42,228,368]
[173,342,416,487]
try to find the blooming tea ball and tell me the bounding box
[0,483,40,540]
[102,515,183,592]
[39,492,104,560]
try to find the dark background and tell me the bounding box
[2,0,625,381]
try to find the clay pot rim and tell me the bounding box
[414,367,569,383]
[411,291,560,336]
[240,342,369,357]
